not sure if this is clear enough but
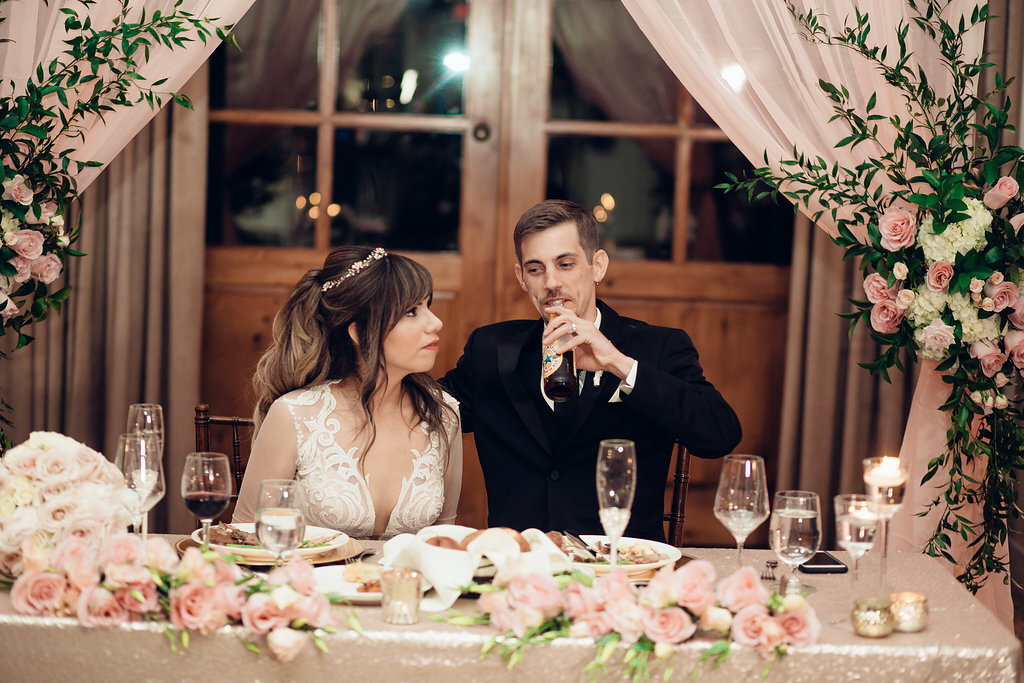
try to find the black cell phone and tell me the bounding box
[798,550,848,574]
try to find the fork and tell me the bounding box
[760,560,778,582]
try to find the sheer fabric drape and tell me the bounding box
[619,0,1010,624]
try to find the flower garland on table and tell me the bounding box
[443,559,819,680]
[0,431,131,578]
[719,0,1024,592]
[9,532,350,662]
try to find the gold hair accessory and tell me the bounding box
[321,248,387,292]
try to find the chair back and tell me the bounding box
[194,403,254,498]
[663,442,691,547]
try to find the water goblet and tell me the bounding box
[862,456,908,588]
[255,479,306,567]
[713,454,769,567]
[596,439,637,566]
[769,490,821,595]
[834,493,877,587]
[126,403,164,444]
[114,432,165,549]
[181,452,232,547]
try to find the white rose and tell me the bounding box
[970,390,984,405]
[57,235,69,248]
[698,605,733,634]
[781,593,809,612]
[995,372,1010,388]
[895,289,915,310]
[981,297,995,312]
[271,584,303,610]
[50,215,64,229]
[893,262,909,280]
[267,627,308,662]
[653,642,675,659]
[0,506,39,551]
[995,394,1009,410]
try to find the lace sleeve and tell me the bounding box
[233,399,299,523]
[438,392,463,524]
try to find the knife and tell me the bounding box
[561,530,598,560]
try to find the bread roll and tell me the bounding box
[461,527,530,552]
[424,535,462,550]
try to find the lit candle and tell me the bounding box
[864,456,908,487]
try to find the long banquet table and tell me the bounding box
[1,542,1020,682]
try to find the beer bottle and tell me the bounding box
[542,306,578,402]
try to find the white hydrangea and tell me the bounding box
[0,208,18,234]
[948,292,1001,343]
[907,286,948,327]
[913,327,948,361]
[917,197,992,264]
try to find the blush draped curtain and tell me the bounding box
[618,0,1012,625]
[0,0,253,532]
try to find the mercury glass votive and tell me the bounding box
[381,568,422,625]
[851,597,895,637]
[889,591,929,632]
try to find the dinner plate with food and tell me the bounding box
[546,532,681,580]
[190,522,354,564]
[313,562,431,605]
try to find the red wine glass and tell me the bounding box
[181,452,232,547]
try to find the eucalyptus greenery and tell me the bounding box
[0,0,236,449]
[719,0,1024,592]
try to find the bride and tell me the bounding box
[233,246,462,539]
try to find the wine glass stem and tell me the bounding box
[200,519,212,547]
[141,514,148,551]
[879,517,889,590]
[610,538,618,566]
[851,555,859,586]
[736,539,744,568]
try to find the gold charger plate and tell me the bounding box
[175,536,365,567]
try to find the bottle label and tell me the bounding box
[542,341,563,378]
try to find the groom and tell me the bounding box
[441,200,741,542]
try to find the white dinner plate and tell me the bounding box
[313,565,430,605]
[573,535,681,580]
[192,523,349,562]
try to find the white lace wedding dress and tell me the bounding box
[233,382,462,539]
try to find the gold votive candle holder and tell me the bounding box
[381,568,422,625]
[889,591,928,632]
[851,597,895,637]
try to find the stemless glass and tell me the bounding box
[713,454,769,567]
[255,479,306,567]
[181,452,232,546]
[596,439,637,566]
[834,493,878,586]
[114,432,165,549]
[769,490,822,595]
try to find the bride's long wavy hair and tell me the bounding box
[252,247,456,469]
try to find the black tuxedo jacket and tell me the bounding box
[440,300,741,542]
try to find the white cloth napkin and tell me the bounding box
[380,525,574,611]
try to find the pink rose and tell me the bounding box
[569,610,615,639]
[241,592,289,635]
[10,229,44,259]
[144,538,181,574]
[11,570,67,615]
[593,567,637,605]
[170,583,225,634]
[670,559,717,616]
[30,254,62,284]
[9,255,32,283]
[492,556,533,587]
[487,603,522,636]
[288,594,335,628]
[758,618,788,655]
[51,536,99,589]
[926,262,954,292]
[268,556,316,595]
[1011,214,1024,234]
[2,174,34,206]
[77,585,129,627]
[212,582,248,621]
[477,589,509,615]
[1009,299,1024,329]
[863,273,895,303]
[920,319,956,353]
[604,598,645,645]
[34,446,82,484]
[563,581,602,620]
[99,533,143,567]
[730,604,770,647]
[212,556,244,585]
[115,581,159,614]
[878,209,916,251]
[1005,330,1024,369]
[984,176,1019,209]
[870,300,904,333]
[715,566,769,613]
[104,563,151,590]
[176,547,217,585]
[0,296,18,323]
[984,281,1020,312]
[20,537,48,573]
[642,606,696,644]
[267,627,308,662]
[506,573,563,620]
[970,340,1007,377]
[775,607,821,647]
[25,202,57,225]
[639,566,678,610]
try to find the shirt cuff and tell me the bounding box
[619,359,639,395]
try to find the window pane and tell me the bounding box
[210,1,320,110]
[550,0,678,123]
[547,136,675,260]
[688,142,793,264]
[330,130,461,251]
[338,0,467,115]
[206,124,317,247]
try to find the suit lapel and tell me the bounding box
[497,320,554,456]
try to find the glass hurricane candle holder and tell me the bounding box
[889,591,928,632]
[862,456,908,589]
[851,597,895,638]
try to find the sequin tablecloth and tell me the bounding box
[1,544,1019,682]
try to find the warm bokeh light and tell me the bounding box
[327,203,341,217]
[600,193,615,211]
[594,206,608,222]
[399,69,418,105]
[382,74,395,88]
[295,196,307,210]
[309,192,322,206]
[443,51,470,72]
[308,206,320,220]
[385,98,396,109]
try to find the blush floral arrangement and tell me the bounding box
[0,0,236,449]
[0,431,132,578]
[719,0,1024,592]
[9,532,345,662]
[444,560,819,680]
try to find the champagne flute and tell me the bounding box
[769,490,821,595]
[126,403,164,541]
[255,479,306,567]
[862,456,908,588]
[834,493,877,587]
[181,452,232,547]
[114,432,165,549]
[596,439,637,566]
[713,454,769,567]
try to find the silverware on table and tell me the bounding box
[760,559,778,582]
[561,530,598,560]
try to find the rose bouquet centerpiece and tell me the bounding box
[0,431,131,578]
[445,559,819,680]
[719,1,1024,592]
[10,532,346,662]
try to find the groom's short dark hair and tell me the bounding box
[513,199,600,264]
